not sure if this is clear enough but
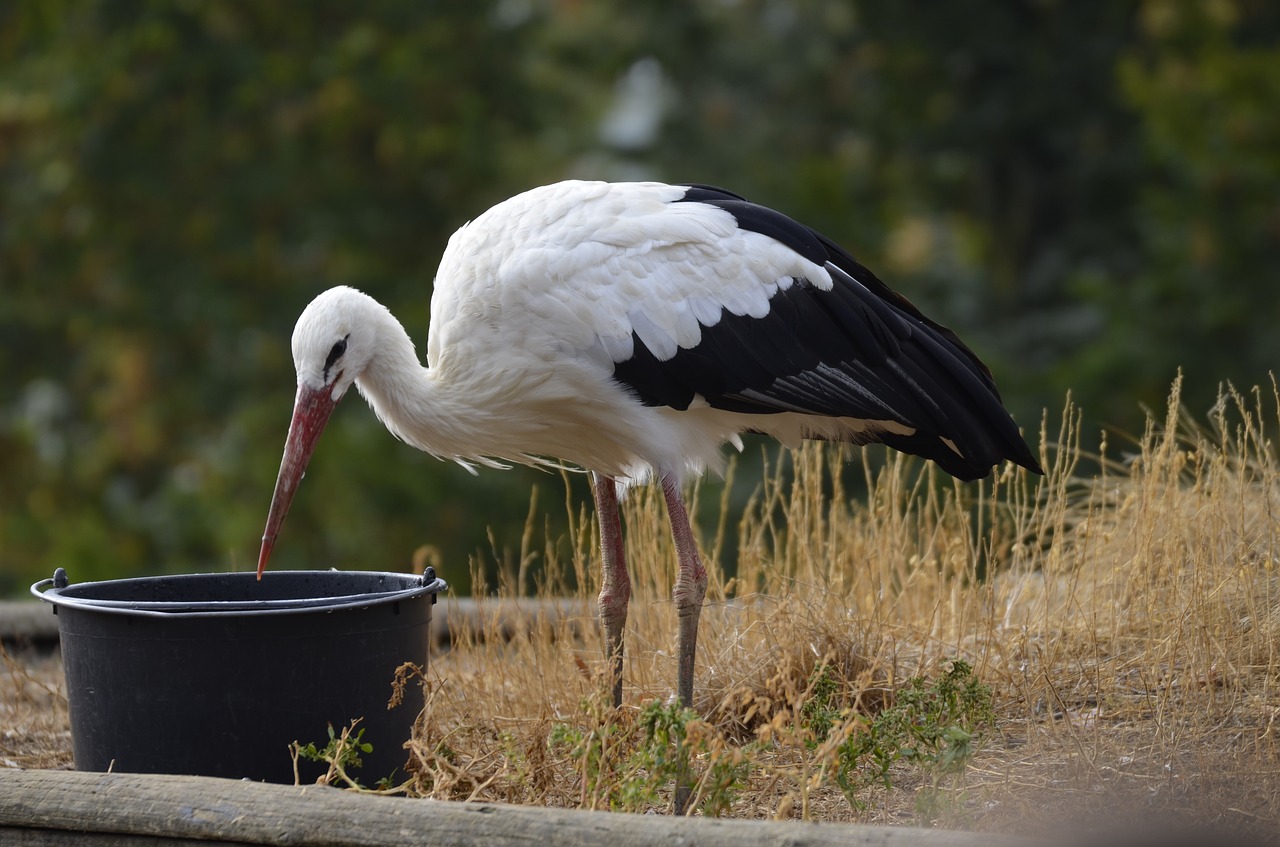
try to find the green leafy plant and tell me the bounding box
[788,659,993,818]
[292,720,377,790]
[800,663,843,746]
[550,697,749,815]
[829,659,993,817]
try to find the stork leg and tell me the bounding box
[661,475,707,710]
[661,474,707,816]
[592,472,629,708]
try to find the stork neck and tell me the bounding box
[350,313,480,463]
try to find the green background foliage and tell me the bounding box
[3,0,1277,595]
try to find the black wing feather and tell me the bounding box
[608,185,1043,480]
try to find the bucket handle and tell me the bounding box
[32,568,448,618]
[29,567,68,602]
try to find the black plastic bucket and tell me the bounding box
[31,567,447,784]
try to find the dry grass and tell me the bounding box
[0,643,70,770]
[404,376,1280,839]
[4,376,1279,841]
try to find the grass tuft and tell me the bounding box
[405,376,1280,833]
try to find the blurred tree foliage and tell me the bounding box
[2,0,1277,595]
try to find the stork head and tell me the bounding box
[256,286,382,578]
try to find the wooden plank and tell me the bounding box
[0,769,1030,847]
[0,602,61,647]
[0,825,245,847]
[435,596,593,646]
[0,597,592,651]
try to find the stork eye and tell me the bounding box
[324,336,349,374]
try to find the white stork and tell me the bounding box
[256,180,1043,711]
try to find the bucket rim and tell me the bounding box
[31,568,448,619]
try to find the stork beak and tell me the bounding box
[257,383,341,579]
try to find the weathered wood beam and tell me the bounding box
[0,769,1032,847]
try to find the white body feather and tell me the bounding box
[294,180,911,486]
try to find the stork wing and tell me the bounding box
[610,185,1041,480]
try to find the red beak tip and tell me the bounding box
[256,540,273,581]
